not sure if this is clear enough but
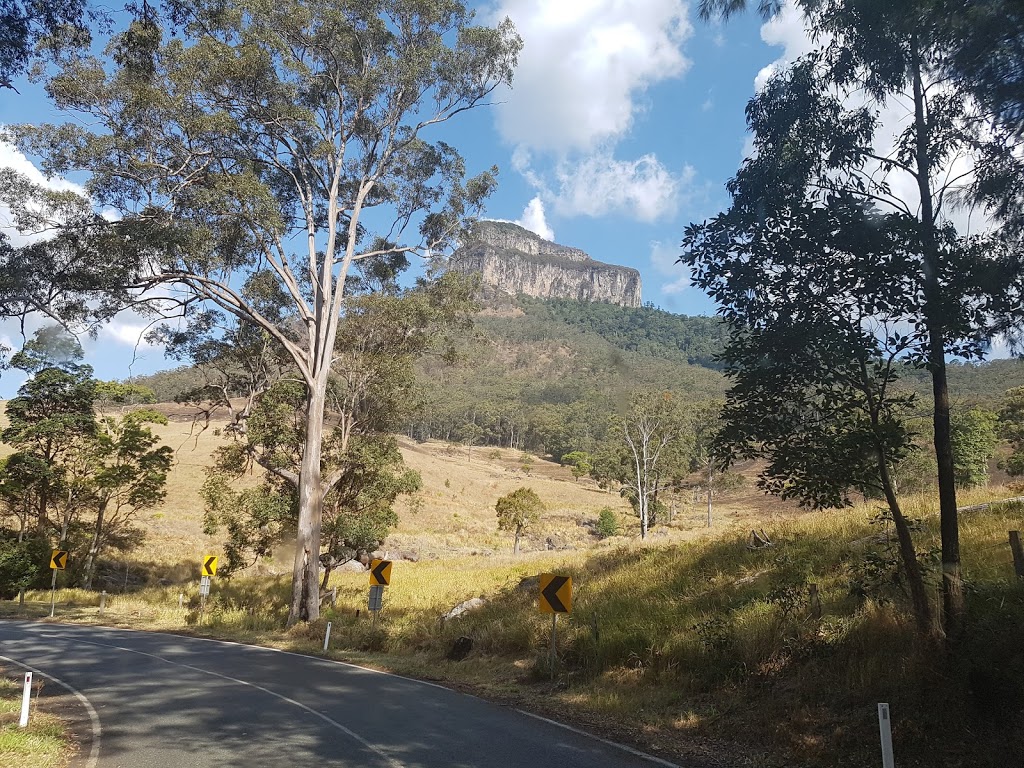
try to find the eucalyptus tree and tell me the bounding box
[495,487,543,555]
[683,1,1023,636]
[2,365,97,534]
[687,200,935,630]
[605,391,692,539]
[201,273,469,584]
[5,0,521,623]
[79,408,173,589]
[698,0,1024,143]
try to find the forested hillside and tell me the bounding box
[132,295,1024,462]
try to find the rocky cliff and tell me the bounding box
[450,221,642,308]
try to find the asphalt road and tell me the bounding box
[0,621,680,768]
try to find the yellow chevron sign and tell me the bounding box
[539,573,572,614]
[50,550,68,570]
[369,559,392,586]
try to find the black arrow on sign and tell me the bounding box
[371,560,390,585]
[542,576,569,612]
[204,556,217,575]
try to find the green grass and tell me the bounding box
[0,675,72,768]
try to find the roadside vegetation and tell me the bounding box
[4,485,1022,767]
[0,673,73,768]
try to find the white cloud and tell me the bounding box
[515,196,555,240]
[0,140,87,247]
[103,321,150,347]
[754,1,814,92]
[492,0,692,152]
[550,153,690,221]
[649,239,690,294]
[489,1,696,225]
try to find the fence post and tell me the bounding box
[1009,531,1024,579]
[808,583,822,621]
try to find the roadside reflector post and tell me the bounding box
[49,569,57,618]
[178,592,183,609]
[323,622,332,651]
[878,703,895,768]
[19,672,32,727]
[99,590,107,616]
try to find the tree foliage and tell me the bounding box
[0,330,169,587]
[679,1,1024,631]
[998,387,1024,478]
[495,486,543,555]
[602,391,692,539]
[3,0,521,623]
[950,408,999,489]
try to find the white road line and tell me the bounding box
[514,710,683,768]
[65,637,405,768]
[0,653,102,768]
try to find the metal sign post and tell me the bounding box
[48,549,68,618]
[199,575,211,618]
[368,584,384,625]
[538,574,573,681]
[878,703,895,768]
[549,614,558,681]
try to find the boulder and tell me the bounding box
[446,636,473,661]
[443,596,487,621]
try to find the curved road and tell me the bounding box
[0,621,681,768]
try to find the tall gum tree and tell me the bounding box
[6,0,521,623]
[683,2,1024,636]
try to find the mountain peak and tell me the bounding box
[451,221,642,307]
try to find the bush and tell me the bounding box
[0,532,51,598]
[596,507,620,538]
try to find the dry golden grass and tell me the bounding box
[88,409,808,570]
[4,403,1024,766]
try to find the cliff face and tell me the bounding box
[451,221,642,308]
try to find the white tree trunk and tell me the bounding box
[288,377,327,625]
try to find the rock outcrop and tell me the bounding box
[450,221,642,308]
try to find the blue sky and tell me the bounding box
[0,0,810,394]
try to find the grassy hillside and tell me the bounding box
[9,449,1022,767]
[42,409,800,578]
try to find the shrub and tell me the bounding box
[596,507,620,539]
[0,532,51,598]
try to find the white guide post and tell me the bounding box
[323,622,332,651]
[19,671,32,727]
[878,703,895,768]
